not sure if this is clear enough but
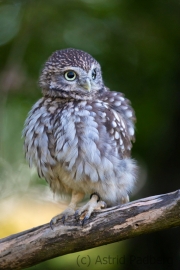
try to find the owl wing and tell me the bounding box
[97,88,136,157]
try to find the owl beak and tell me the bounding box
[82,78,91,92]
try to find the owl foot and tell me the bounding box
[75,193,107,226]
[50,207,75,229]
[50,191,85,229]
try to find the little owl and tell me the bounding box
[23,48,137,226]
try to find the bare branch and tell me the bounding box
[0,190,180,270]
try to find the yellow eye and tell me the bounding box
[64,71,76,81]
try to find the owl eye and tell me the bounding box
[92,69,96,80]
[64,71,77,81]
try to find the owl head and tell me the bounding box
[39,48,104,99]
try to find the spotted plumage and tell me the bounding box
[23,48,137,225]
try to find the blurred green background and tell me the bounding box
[0,0,180,269]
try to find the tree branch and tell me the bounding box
[0,190,180,270]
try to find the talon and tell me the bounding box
[50,215,59,229]
[50,219,54,230]
[62,215,66,224]
[75,210,80,221]
[50,207,76,226]
[82,215,89,226]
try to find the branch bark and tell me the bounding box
[0,190,180,270]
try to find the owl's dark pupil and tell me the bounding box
[92,69,96,80]
[67,71,75,78]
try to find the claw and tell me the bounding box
[50,219,54,230]
[50,215,60,230]
[50,207,76,227]
[75,210,80,221]
[82,215,90,226]
[62,215,66,224]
